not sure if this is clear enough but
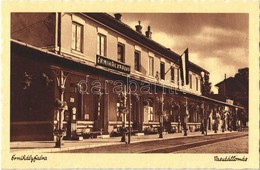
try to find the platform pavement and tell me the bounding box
[10,130,234,153]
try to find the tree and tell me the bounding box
[234,67,248,95]
[233,67,249,126]
[226,68,249,107]
[201,73,213,96]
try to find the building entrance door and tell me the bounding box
[131,95,141,131]
[64,90,81,139]
[94,92,104,132]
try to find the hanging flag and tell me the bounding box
[179,56,184,86]
[179,48,189,86]
[184,48,189,85]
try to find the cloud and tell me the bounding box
[190,52,238,93]
[168,25,248,74]
[121,13,248,94]
[152,31,175,49]
[122,13,248,36]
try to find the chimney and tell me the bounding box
[145,26,152,39]
[135,21,142,33]
[114,13,122,21]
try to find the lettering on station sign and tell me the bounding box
[96,55,131,74]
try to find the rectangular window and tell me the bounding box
[148,56,154,76]
[196,77,199,91]
[117,43,125,63]
[160,62,165,80]
[148,99,154,121]
[116,102,122,121]
[171,66,175,83]
[189,74,192,89]
[198,79,201,92]
[134,51,141,71]
[177,68,179,84]
[149,107,153,121]
[72,22,83,52]
[97,34,106,56]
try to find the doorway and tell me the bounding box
[94,92,104,132]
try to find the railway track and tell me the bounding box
[140,133,248,153]
[59,132,248,153]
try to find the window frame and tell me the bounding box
[196,77,199,91]
[148,56,154,76]
[189,74,193,89]
[71,22,83,52]
[97,33,107,57]
[117,43,125,63]
[148,98,154,121]
[171,66,175,83]
[177,68,180,85]
[134,50,141,72]
[160,61,165,80]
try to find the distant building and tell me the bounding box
[216,76,248,105]
[11,13,244,141]
[215,72,249,127]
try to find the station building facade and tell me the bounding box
[11,13,244,141]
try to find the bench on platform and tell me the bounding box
[143,125,160,135]
[110,126,139,137]
[75,121,102,139]
[83,131,103,139]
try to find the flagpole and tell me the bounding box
[179,48,189,87]
[180,48,188,56]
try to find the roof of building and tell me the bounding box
[215,77,233,87]
[83,13,209,75]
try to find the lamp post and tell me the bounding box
[174,102,181,133]
[53,69,69,148]
[200,71,205,135]
[233,107,238,131]
[205,105,209,136]
[213,107,218,133]
[183,97,189,136]
[120,85,127,143]
[128,92,132,144]
[200,102,205,135]
[157,64,175,138]
[221,108,226,132]
[159,92,164,138]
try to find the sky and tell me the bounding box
[117,13,249,93]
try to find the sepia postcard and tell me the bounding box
[1,0,259,169]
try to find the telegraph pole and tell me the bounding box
[128,92,131,144]
[121,85,127,142]
[53,69,69,148]
[159,92,164,138]
[184,97,188,136]
[201,102,205,135]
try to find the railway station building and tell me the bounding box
[11,13,245,141]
